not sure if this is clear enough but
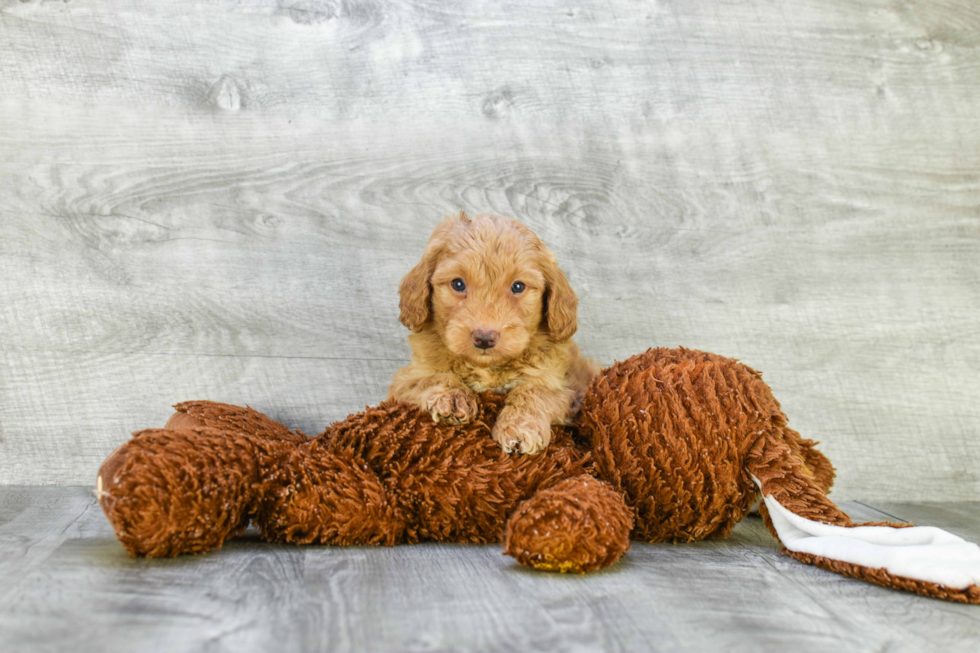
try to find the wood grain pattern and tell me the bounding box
[1,0,979,499]
[1,488,978,652]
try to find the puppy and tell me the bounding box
[389,212,599,454]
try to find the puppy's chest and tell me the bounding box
[458,368,525,394]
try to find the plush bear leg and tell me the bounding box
[97,401,304,557]
[578,348,767,543]
[746,429,852,527]
[791,432,836,496]
[580,347,980,602]
[747,427,980,604]
[502,475,634,573]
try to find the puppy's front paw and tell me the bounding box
[492,409,552,454]
[421,386,478,425]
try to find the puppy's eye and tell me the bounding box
[511,281,525,294]
[451,278,466,292]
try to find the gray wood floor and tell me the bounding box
[0,487,977,653]
[2,0,979,503]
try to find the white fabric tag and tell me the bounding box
[751,475,980,589]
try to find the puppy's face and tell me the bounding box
[429,239,544,366]
[399,213,578,366]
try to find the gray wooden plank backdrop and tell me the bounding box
[0,0,978,500]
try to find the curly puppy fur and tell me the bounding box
[389,212,599,454]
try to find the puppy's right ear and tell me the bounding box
[398,254,435,332]
[398,216,458,332]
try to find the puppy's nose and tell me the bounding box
[472,329,498,350]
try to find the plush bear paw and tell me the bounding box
[492,407,552,454]
[421,386,478,425]
[504,475,634,572]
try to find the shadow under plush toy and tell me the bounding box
[96,347,980,604]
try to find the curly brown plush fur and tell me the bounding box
[99,393,605,558]
[580,348,844,541]
[97,347,980,602]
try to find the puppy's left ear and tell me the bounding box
[542,254,578,342]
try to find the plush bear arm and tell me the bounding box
[503,475,633,573]
[172,400,310,442]
[97,427,279,557]
[253,441,407,547]
[98,402,308,557]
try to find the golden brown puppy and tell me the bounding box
[389,212,599,454]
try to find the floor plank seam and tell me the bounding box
[853,501,908,524]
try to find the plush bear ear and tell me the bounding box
[398,213,464,332]
[541,251,578,343]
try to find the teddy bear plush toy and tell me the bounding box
[96,347,980,603]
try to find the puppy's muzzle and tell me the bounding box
[472,329,498,350]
